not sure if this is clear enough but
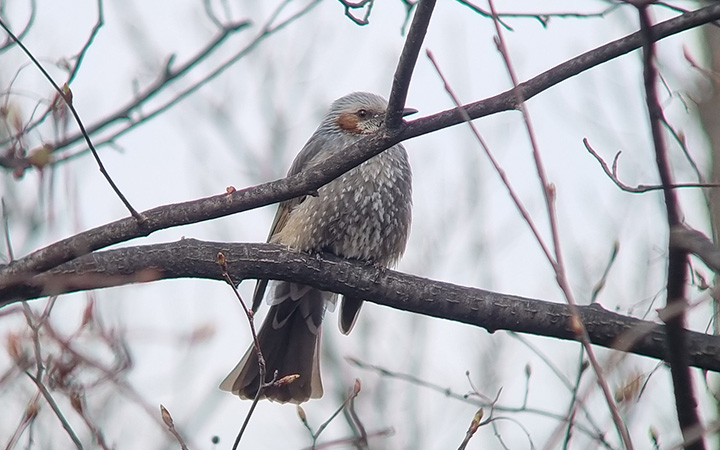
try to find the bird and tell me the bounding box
[220,92,414,403]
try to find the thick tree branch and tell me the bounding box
[386,0,435,129]
[2,5,719,287]
[2,239,719,374]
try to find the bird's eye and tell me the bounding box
[356,109,368,118]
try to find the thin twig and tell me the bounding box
[486,0,634,447]
[70,391,111,450]
[347,357,611,446]
[425,49,556,265]
[314,380,362,444]
[299,428,393,450]
[1,198,13,262]
[67,0,104,85]
[159,405,189,450]
[218,253,278,450]
[297,380,368,449]
[25,372,83,449]
[339,0,374,25]
[455,0,620,30]
[590,242,619,303]
[583,138,720,192]
[346,387,368,448]
[0,0,36,53]
[3,392,41,450]
[457,409,484,450]
[0,17,143,221]
[561,348,587,450]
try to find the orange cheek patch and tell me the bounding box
[336,113,360,132]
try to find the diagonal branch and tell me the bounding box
[0,16,142,221]
[404,3,720,140]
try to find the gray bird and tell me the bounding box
[220,92,414,403]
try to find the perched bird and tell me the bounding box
[220,92,414,403]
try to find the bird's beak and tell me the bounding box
[402,107,419,117]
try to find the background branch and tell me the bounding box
[637,5,703,448]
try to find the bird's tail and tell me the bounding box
[220,282,326,403]
[339,296,364,334]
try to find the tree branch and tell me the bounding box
[386,0,436,129]
[404,3,720,140]
[2,239,719,374]
[637,5,703,448]
[2,4,719,290]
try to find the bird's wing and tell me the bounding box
[251,134,326,312]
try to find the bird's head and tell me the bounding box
[326,92,416,135]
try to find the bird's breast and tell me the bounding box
[271,146,412,266]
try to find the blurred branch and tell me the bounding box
[671,226,720,274]
[404,3,720,140]
[584,138,720,193]
[637,5,703,449]
[67,0,104,85]
[351,355,612,447]
[0,16,142,220]
[2,239,720,373]
[298,380,363,448]
[25,372,83,449]
[488,0,631,445]
[0,15,250,161]
[0,0,36,53]
[339,0,375,25]
[455,1,620,30]
[0,0,318,167]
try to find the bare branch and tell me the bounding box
[386,0,436,129]
[636,5,704,449]
[0,0,36,53]
[339,0,374,25]
[2,239,720,373]
[0,17,142,221]
[455,0,620,30]
[217,254,270,450]
[584,138,720,193]
[403,3,720,141]
[25,372,83,450]
[9,2,306,161]
[671,226,720,274]
[488,0,632,446]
